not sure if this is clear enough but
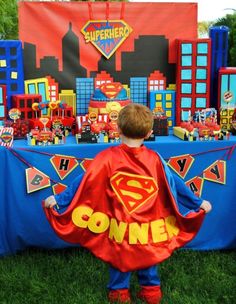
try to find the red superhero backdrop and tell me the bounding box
[18,1,197,90]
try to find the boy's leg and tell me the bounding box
[137,265,162,304]
[107,266,131,303]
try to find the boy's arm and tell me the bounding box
[160,155,212,212]
[44,173,84,210]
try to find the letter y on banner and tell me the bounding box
[203,160,226,184]
[167,154,194,179]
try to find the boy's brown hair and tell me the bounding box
[117,103,153,139]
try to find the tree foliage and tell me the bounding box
[0,0,18,39]
[198,21,214,38]
[212,12,236,67]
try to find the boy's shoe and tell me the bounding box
[137,285,162,304]
[108,289,131,303]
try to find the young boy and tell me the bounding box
[44,103,212,304]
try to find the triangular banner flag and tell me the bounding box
[185,176,204,197]
[80,158,94,172]
[168,154,194,179]
[50,154,79,180]
[203,160,226,184]
[26,167,51,193]
[52,183,67,195]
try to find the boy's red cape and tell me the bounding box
[44,144,205,272]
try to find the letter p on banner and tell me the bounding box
[26,167,51,193]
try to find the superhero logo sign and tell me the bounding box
[81,20,132,59]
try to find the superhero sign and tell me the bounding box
[81,20,132,59]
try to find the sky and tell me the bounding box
[130,0,236,21]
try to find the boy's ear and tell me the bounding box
[118,127,122,135]
[145,130,153,139]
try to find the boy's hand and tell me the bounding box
[200,200,212,213]
[44,195,57,208]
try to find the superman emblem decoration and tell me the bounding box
[81,20,132,59]
[111,172,158,213]
[100,82,123,99]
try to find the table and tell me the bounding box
[0,135,236,257]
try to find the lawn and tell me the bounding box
[0,248,235,303]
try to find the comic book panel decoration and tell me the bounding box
[203,160,226,184]
[26,167,50,193]
[167,154,195,179]
[50,154,79,180]
[185,176,204,197]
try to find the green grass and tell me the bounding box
[0,248,235,304]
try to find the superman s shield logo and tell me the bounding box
[110,172,158,214]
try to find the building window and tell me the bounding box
[28,83,36,94]
[196,97,206,108]
[11,71,18,79]
[27,99,32,108]
[28,112,33,119]
[0,48,6,55]
[0,60,7,67]
[181,97,192,108]
[196,55,207,66]
[181,83,192,94]
[197,43,208,54]
[38,82,47,100]
[10,47,17,56]
[0,105,4,116]
[166,94,172,101]
[196,69,207,80]
[182,55,192,67]
[0,71,6,80]
[20,99,25,108]
[196,82,206,94]
[181,69,192,80]
[10,83,18,91]
[10,59,17,68]
[155,102,162,108]
[155,94,162,101]
[181,110,191,121]
[181,43,192,54]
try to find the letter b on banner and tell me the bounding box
[26,167,51,193]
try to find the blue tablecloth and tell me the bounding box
[0,135,236,256]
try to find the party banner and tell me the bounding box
[80,158,93,172]
[18,2,197,90]
[185,176,204,197]
[50,154,79,180]
[26,167,50,193]
[52,183,67,195]
[168,154,195,179]
[203,160,226,184]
